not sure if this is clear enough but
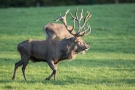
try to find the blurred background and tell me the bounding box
[0,0,135,8]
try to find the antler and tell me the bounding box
[55,9,75,33]
[70,8,92,36]
[55,8,91,37]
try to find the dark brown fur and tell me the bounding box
[12,37,89,80]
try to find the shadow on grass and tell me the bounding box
[66,59,135,68]
[0,78,135,87]
[1,57,135,69]
[63,76,135,86]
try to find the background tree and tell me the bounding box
[0,0,135,8]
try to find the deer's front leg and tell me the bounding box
[46,60,57,80]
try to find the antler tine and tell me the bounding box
[64,9,70,16]
[84,24,91,35]
[79,9,83,21]
[61,9,70,26]
[54,9,70,26]
[77,9,84,33]
[55,15,62,22]
[79,24,91,36]
[69,19,75,33]
[75,8,78,20]
[84,11,91,23]
[70,12,75,20]
[80,11,91,30]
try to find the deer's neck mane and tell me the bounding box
[59,39,77,60]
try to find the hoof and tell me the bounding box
[12,77,15,80]
[45,78,50,80]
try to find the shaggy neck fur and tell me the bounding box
[59,38,77,60]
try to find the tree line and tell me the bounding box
[0,0,135,8]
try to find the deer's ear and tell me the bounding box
[70,37,77,42]
[74,37,81,42]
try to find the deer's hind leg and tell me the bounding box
[12,54,30,80]
[12,60,23,80]
[21,55,30,80]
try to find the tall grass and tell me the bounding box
[0,3,135,90]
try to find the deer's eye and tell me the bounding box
[78,41,81,45]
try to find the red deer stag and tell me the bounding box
[12,8,91,81]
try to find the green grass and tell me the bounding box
[0,3,135,90]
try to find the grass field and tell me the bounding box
[0,3,135,90]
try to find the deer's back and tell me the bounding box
[43,23,75,40]
[17,39,61,61]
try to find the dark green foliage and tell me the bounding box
[0,0,135,8]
